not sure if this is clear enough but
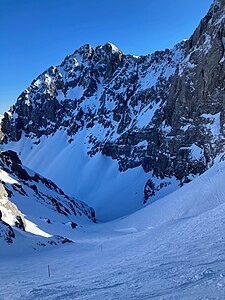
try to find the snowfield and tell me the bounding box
[1,160,225,299]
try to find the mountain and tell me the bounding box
[1,0,225,221]
[2,1,225,299]
[0,150,95,250]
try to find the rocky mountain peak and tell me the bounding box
[97,42,123,56]
[187,0,225,52]
[1,2,225,218]
[62,42,123,68]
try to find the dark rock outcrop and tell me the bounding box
[0,150,96,245]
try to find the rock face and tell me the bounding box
[0,150,95,245]
[1,0,225,205]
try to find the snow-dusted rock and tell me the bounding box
[0,150,96,247]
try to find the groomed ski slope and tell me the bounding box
[1,160,225,299]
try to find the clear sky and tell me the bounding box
[0,0,213,114]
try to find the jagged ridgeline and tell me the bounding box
[1,0,225,220]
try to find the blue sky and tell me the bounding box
[0,0,213,114]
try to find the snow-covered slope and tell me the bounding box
[2,131,179,221]
[1,157,225,299]
[0,150,95,250]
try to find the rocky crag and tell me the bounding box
[0,150,95,246]
[1,0,225,206]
